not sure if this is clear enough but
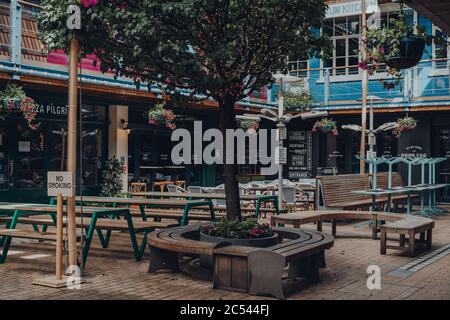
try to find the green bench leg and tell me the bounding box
[123,210,141,261]
[0,210,21,262]
[96,229,112,248]
[81,214,98,266]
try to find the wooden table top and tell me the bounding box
[76,196,210,206]
[11,205,128,215]
[129,192,276,201]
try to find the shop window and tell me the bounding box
[322,16,361,77]
[16,125,45,189]
[49,127,67,171]
[81,105,106,122]
[433,26,448,70]
[0,127,9,190]
[81,129,103,186]
[288,59,309,78]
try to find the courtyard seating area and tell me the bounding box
[1,162,449,299]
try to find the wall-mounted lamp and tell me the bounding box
[120,119,131,135]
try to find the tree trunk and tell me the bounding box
[218,98,242,220]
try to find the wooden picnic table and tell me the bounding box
[129,192,280,218]
[0,204,145,264]
[65,196,216,226]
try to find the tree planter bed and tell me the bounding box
[147,225,334,299]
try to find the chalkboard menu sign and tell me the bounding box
[287,131,313,179]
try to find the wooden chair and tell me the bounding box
[130,182,147,193]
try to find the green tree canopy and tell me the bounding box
[39,0,331,219]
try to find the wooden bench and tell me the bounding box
[0,229,83,264]
[316,174,387,210]
[148,225,334,299]
[147,225,229,273]
[271,210,434,256]
[0,215,177,264]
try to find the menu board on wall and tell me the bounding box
[287,131,312,179]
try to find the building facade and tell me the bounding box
[0,0,449,203]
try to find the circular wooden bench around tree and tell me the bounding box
[147,225,334,299]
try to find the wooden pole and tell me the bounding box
[360,0,368,174]
[55,193,63,280]
[67,35,79,269]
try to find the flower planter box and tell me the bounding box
[386,36,425,70]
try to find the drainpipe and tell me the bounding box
[9,0,21,80]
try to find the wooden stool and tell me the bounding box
[380,221,434,257]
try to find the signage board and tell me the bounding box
[275,147,287,165]
[47,172,75,197]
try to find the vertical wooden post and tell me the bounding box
[56,193,63,280]
[67,35,79,269]
[360,0,368,174]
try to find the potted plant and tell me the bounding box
[312,118,338,136]
[147,102,176,130]
[199,218,278,268]
[393,116,417,138]
[284,90,312,112]
[359,5,447,90]
[0,84,39,130]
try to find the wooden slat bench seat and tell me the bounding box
[0,228,83,242]
[0,229,83,264]
[148,225,229,272]
[130,209,255,222]
[271,210,434,256]
[0,213,177,264]
[0,216,175,232]
[148,225,334,299]
[317,174,386,210]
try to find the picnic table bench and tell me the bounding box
[66,196,215,226]
[271,210,434,256]
[130,192,281,218]
[0,204,175,265]
[148,225,334,299]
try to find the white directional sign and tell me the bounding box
[275,147,287,165]
[47,172,75,197]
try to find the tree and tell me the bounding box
[39,0,330,220]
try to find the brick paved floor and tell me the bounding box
[1,206,450,300]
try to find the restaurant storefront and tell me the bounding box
[0,91,108,203]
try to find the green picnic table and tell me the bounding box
[129,192,280,218]
[0,204,141,265]
[65,196,216,226]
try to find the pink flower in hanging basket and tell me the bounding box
[80,0,99,8]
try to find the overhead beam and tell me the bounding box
[404,0,450,35]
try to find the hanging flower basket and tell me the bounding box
[393,116,417,138]
[359,5,445,90]
[0,84,39,130]
[385,36,425,70]
[147,102,176,130]
[237,119,259,131]
[312,118,338,136]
